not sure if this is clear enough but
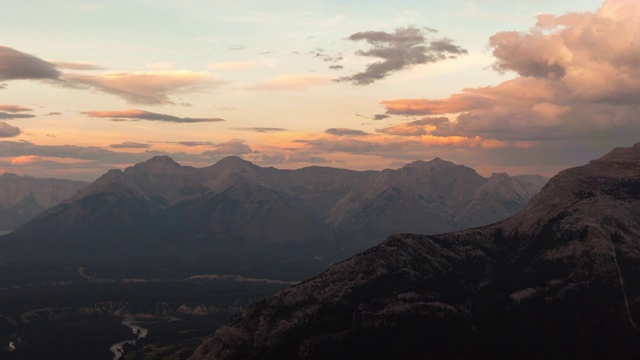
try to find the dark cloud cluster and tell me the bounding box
[0,104,35,120]
[83,110,225,123]
[0,112,35,120]
[325,128,371,137]
[0,46,61,81]
[109,142,150,149]
[0,122,20,137]
[234,127,288,133]
[337,26,467,85]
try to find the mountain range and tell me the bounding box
[190,143,640,360]
[0,173,88,231]
[0,156,545,264]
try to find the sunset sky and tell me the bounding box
[1,0,636,180]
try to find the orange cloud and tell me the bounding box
[0,105,32,112]
[381,93,494,115]
[11,155,37,165]
[380,0,640,148]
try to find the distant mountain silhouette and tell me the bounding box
[0,156,545,264]
[190,143,640,360]
[0,174,88,230]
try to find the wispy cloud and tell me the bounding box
[248,74,332,91]
[83,109,225,123]
[49,60,105,71]
[208,61,259,71]
[65,70,221,104]
[376,117,449,136]
[318,14,347,27]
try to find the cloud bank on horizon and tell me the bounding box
[0,0,635,180]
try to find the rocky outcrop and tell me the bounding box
[190,144,640,360]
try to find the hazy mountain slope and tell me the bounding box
[327,159,540,243]
[513,173,549,188]
[191,143,640,360]
[0,156,545,264]
[0,173,88,230]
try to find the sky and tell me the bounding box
[1,0,637,181]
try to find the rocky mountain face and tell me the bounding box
[190,143,640,360]
[0,156,544,263]
[0,174,88,230]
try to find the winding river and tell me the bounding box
[109,320,148,360]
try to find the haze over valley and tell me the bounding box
[2,0,640,358]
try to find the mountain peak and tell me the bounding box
[595,142,640,164]
[0,173,21,180]
[212,156,256,169]
[143,155,180,167]
[402,157,455,170]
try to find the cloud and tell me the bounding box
[49,60,105,71]
[373,114,390,120]
[0,112,35,120]
[203,139,253,156]
[381,93,495,115]
[0,46,61,81]
[174,141,215,147]
[208,61,258,71]
[337,26,467,85]
[0,105,32,112]
[83,109,225,123]
[319,14,347,27]
[249,74,332,91]
[378,0,640,156]
[246,153,287,165]
[377,117,449,136]
[329,65,344,70]
[64,70,220,104]
[10,155,36,165]
[325,128,371,137]
[287,152,330,164]
[310,49,343,64]
[0,122,21,137]
[234,127,288,133]
[109,141,150,149]
[45,112,62,116]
